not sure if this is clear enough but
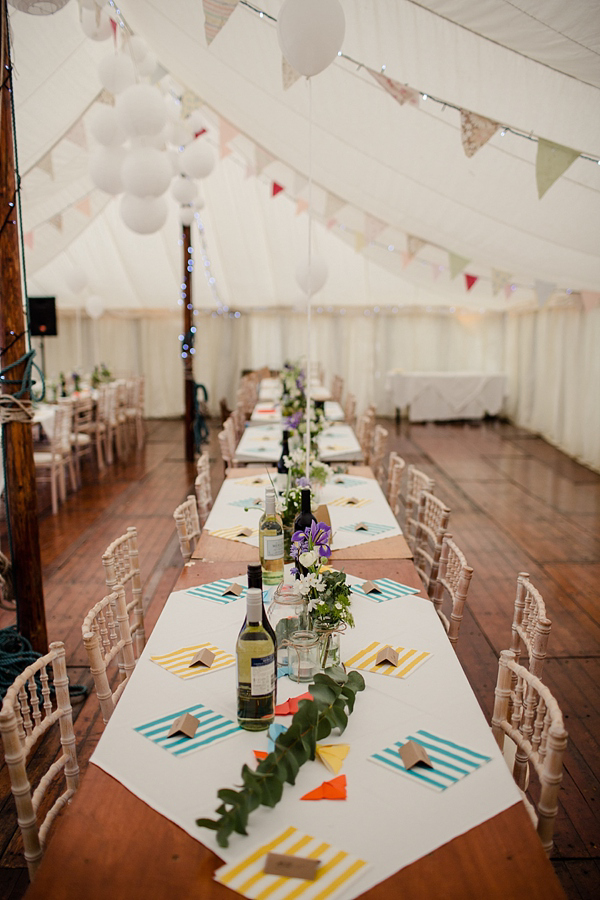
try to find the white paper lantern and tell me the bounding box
[85,295,105,320]
[167,120,194,148]
[88,105,126,147]
[98,53,136,95]
[296,255,328,295]
[186,109,207,136]
[166,149,184,176]
[137,50,157,78]
[120,194,168,234]
[121,147,171,198]
[8,0,71,12]
[89,146,126,194]
[124,35,149,64]
[171,175,198,204]
[194,193,205,212]
[65,267,88,294]
[79,0,109,9]
[277,0,345,77]
[115,83,167,137]
[180,139,215,179]
[81,8,112,41]
[179,205,196,226]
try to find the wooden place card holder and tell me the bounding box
[223,583,244,596]
[376,645,399,666]
[167,713,199,739]
[189,648,215,668]
[399,740,433,770]
[354,522,369,531]
[264,852,321,881]
[361,581,382,594]
[233,527,253,538]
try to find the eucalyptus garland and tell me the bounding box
[196,668,365,847]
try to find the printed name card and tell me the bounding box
[399,740,433,770]
[355,522,369,531]
[167,712,199,739]
[223,582,244,596]
[189,648,215,668]
[361,581,382,594]
[263,853,321,881]
[376,645,399,667]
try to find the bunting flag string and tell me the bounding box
[203,0,240,46]
[460,110,499,158]
[536,139,580,199]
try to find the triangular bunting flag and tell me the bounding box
[364,214,386,244]
[535,280,555,308]
[492,269,511,297]
[75,197,92,216]
[296,198,309,216]
[272,181,284,198]
[432,263,441,280]
[219,118,238,158]
[401,251,411,269]
[110,18,117,43]
[282,57,302,91]
[366,68,419,107]
[326,218,337,230]
[255,145,275,175]
[180,89,203,118]
[464,273,478,292]
[245,163,256,180]
[66,119,87,150]
[449,252,470,280]
[203,0,239,46]
[460,109,499,158]
[354,232,365,253]
[37,152,54,179]
[407,235,425,260]
[49,214,63,232]
[536,138,580,199]
[324,192,344,219]
[23,231,34,250]
[97,89,115,107]
[504,282,513,300]
[580,291,600,312]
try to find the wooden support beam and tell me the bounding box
[182,225,194,462]
[0,3,47,652]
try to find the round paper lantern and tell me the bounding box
[81,8,112,42]
[179,205,196,226]
[296,255,328,295]
[98,53,136,95]
[194,193,205,212]
[137,50,157,78]
[171,175,198,204]
[65,267,88,294]
[88,105,126,147]
[180,139,215,179]
[125,35,149,64]
[167,119,194,148]
[277,0,345,77]
[116,83,167,137]
[8,0,71,12]
[85,295,105,320]
[89,146,126,194]
[121,147,171,198]
[166,149,184,176]
[120,194,168,234]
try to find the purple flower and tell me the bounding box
[296,476,310,488]
[285,409,303,430]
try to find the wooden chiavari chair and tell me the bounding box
[33,403,77,514]
[195,451,212,524]
[173,495,201,563]
[431,533,473,647]
[343,391,356,425]
[386,451,406,517]
[370,424,388,482]
[102,527,146,658]
[403,463,435,539]
[410,490,451,597]
[331,374,344,403]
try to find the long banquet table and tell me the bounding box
[234,423,363,465]
[386,371,507,422]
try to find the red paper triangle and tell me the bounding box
[301,774,347,801]
[254,750,267,761]
[275,692,312,716]
[464,274,478,292]
[272,182,284,197]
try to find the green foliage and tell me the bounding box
[311,570,355,630]
[196,668,365,847]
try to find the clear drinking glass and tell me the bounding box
[266,584,307,675]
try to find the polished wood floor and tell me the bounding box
[0,417,598,898]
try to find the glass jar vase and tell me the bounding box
[287,631,320,683]
[313,623,342,671]
[267,584,307,675]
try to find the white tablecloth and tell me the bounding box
[91,572,520,899]
[234,424,362,464]
[386,371,507,422]
[251,401,345,424]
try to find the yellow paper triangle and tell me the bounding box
[316,744,349,774]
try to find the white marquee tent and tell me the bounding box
[7,0,600,469]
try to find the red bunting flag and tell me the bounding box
[272,182,284,198]
[110,19,117,43]
[464,274,478,292]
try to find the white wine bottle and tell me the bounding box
[259,487,284,586]
[236,588,276,731]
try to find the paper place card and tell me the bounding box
[344,641,432,678]
[369,730,492,792]
[214,825,369,900]
[301,774,347,801]
[135,702,241,757]
[399,740,433,770]
[355,522,369,531]
[151,643,235,679]
[376,645,399,667]
[316,744,349,774]
[352,577,420,602]
[332,476,366,487]
[167,712,199,739]
[223,582,244,596]
[264,853,321,880]
[184,580,247,605]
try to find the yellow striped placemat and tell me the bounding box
[214,825,369,899]
[208,526,258,541]
[344,640,432,678]
[328,496,372,508]
[151,643,235,679]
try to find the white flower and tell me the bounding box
[299,550,318,568]
[335,601,343,610]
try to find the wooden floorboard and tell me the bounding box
[0,415,598,899]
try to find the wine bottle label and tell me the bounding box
[251,653,275,696]
[263,534,284,560]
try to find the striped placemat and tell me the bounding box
[338,522,396,536]
[150,643,235,679]
[229,497,263,509]
[208,526,258,540]
[329,496,372,508]
[344,641,432,678]
[234,476,270,486]
[214,825,370,899]
[351,578,420,602]
[330,476,368,488]
[185,579,247,604]
[134,702,241,757]
[369,730,491,792]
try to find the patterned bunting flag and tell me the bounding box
[282,56,301,91]
[75,197,92,216]
[66,119,87,150]
[536,138,580,199]
[324,191,345,219]
[180,89,203,118]
[23,231,34,250]
[326,218,337,230]
[96,89,115,106]
[464,274,478,292]
[37,152,54,179]
[407,234,425,260]
[203,0,239,46]
[49,214,63,232]
[491,269,511,297]
[354,232,365,253]
[366,68,419,107]
[535,280,555,308]
[448,252,470,279]
[459,109,499,158]
[255,145,275,175]
[365,214,386,243]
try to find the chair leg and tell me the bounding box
[50,467,58,515]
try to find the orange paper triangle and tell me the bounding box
[254,750,267,761]
[275,692,312,715]
[301,774,347,801]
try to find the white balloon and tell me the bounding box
[137,50,157,78]
[167,119,194,148]
[80,0,109,9]
[85,295,105,320]
[277,0,345,77]
[296,255,328,295]
[120,194,168,234]
[89,145,126,194]
[186,109,207,136]
[98,52,136,94]
[88,105,126,146]
[180,139,215,179]
[167,149,183,175]
[121,147,171,198]
[115,83,167,137]
[65,267,88,294]
[171,175,198,204]
[81,8,112,41]
[124,35,148,64]
[179,205,196,226]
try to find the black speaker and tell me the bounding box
[29,296,57,337]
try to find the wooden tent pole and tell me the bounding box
[0,1,47,653]
[182,225,194,462]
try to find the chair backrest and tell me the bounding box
[386,451,406,516]
[355,407,375,462]
[344,392,356,425]
[173,495,201,562]
[510,572,552,679]
[404,464,435,537]
[102,526,145,657]
[331,374,344,403]
[194,452,212,523]
[411,490,451,596]
[491,649,568,856]
[370,424,388,480]
[72,395,94,433]
[218,428,233,468]
[82,585,136,726]
[432,533,473,646]
[0,641,79,880]
[54,401,74,453]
